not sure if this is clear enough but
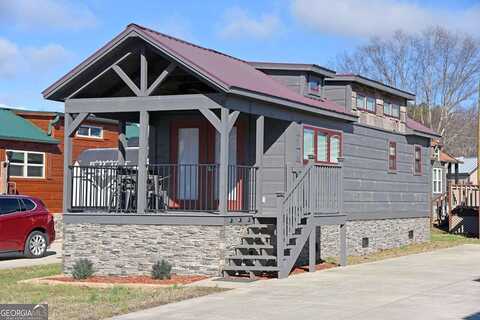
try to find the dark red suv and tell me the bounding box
[0,195,55,258]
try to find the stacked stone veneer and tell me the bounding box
[63,223,248,276]
[298,217,430,264]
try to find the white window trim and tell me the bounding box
[433,168,443,194]
[6,149,46,179]
[76,125,103,139]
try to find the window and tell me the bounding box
[303,126,342,164]
[384,101,400,118]
[6,150,45,178]
[414,145,422,175]
[433,168,442,194]
[308,79,320,92]
[356,94,366,109]
[388,142,397,171]
[366,97,376,112]
[0,198,20,215]
[76,125,103,139]
[20,199,36,211]
[408,230,414,240]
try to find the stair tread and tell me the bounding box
[243,235,271,239]
[249,224,274,228]
[235,244,274,249]
[227,255,277,260]
[223,266,279,271]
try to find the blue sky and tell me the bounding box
[1,0,479,111]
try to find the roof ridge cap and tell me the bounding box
[128,23,248,64]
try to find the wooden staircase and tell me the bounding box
[223,161,344,279]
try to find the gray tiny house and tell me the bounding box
[43,24,439,278]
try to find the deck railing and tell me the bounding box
[281,162,343,245]
[450,184,480,208]
[69,164,257,213]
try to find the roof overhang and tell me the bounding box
[249,62,336,78]
[326,75,415,100]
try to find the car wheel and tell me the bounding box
[24,231,48,258]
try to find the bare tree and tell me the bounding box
[336,27,480,155]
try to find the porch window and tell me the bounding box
[303,126,342,164]
[76,125,103,139]
[433,168,442,194]
[388,141,397,171]
[6,150,45,178]
[414,145,422,175]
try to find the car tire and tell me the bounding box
[24,231,48,258]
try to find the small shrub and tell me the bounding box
[72,258,95,280]
[151,259,172,280]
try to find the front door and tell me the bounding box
[178,127,199,201]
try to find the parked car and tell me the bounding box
[0,195,55,258]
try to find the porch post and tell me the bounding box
[219,107,230,214]
[137,111,149,214]
[63,112,74,212]
[339,223,347,266]
[118,120,127,165]
[454,162,459,185]
[309,226,316,272]
[255,115,264,213]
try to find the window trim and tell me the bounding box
[432,167,443,194]
[414,145,423,175]
[356,94,376,114]
[388,141,397,172]
[303,125,343,165]
[76,125,104,139]
[6,149,46,179]
[384,101,400,119]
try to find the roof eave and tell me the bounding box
[326,76,415,100]
[0,136,59,144]
[228,87,358,122]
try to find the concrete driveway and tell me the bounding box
[116,244,480,320]
[0,240,62,270]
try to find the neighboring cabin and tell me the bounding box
[0,108,119,212]
[454,157,478,185]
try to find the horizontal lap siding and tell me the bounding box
[342,125,431,220]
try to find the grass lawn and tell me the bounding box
[327,227,480,265]
[0,264,225,320]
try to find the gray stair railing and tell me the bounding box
[278,160,343,277]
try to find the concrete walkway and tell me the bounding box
[115,245,480,320]
[0,241,62,270]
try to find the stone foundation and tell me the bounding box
[53,214,63,240]
[63,223,247,276]
[298,217,430,264]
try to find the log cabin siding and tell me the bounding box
[0,114,118,212]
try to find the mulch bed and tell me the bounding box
[48,274,208,285]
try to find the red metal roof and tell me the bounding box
[406,117,439,136]
[131,24,349,115]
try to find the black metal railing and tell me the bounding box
[69,164,257,213]
[70,165,138,212]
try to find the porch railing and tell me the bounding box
[281,162,343,246]
[69,164,257,213]
[70,165,138,212]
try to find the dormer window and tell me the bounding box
[308,79,320,93]
[356,95,376,113]
[384,102,400,118]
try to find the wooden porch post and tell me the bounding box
[309,226,316,272]
[219,107,230,214]
[255,115,264,214]
[63,112,74,212]
[118,120,127,165]
[137,111,149,214]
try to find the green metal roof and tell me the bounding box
[126,123,139,139]
[0,108,59,144]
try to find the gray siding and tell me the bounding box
[323,85,348,107]
[282,117,431,221]
[258,70,307,95]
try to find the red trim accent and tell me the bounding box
[388,141,397,171]
[414,145,422,175]
[302,125,343,165]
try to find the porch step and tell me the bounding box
[234,244,274,250]
[223,265,279,272]
[248,224,274,229]
[227,255,277,260]
[242,234,271,241]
